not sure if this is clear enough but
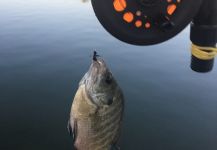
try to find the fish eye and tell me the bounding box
[105,74,112,84]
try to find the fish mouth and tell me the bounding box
[90,57,107,74]
[92,51,107,69]
[82,57,107,90]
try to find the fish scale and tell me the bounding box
[71,85,123,150]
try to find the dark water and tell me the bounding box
[0,0,217,150]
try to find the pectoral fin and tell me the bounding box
[67,117,77,142]
[67,120,72,136]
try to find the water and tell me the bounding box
[0,0,217,150]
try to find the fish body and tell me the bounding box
[68,57,124,150]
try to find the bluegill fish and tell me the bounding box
[68,53,124,150]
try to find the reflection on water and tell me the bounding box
[0,0,217,150]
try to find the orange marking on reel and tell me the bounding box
[135,20,142,28]
[167,4,177,15]
[113,0,127,12]
[123,12,134,23]
[145,22,151,29]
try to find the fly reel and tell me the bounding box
[91,0,217,72]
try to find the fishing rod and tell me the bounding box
[91,0,217,73]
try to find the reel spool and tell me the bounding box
[91,0,202,45]
[91,0,217,72]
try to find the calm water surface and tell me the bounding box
[0,0,217,150]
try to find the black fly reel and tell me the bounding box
[91,0,217,73]
[91,0,203,45]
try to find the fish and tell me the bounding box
[68,52,124,150]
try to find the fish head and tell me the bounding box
[80,58,117,106]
